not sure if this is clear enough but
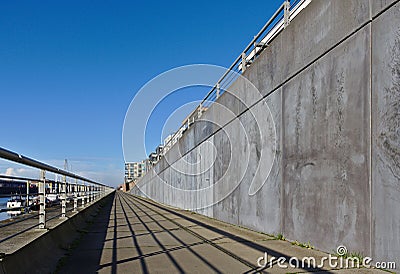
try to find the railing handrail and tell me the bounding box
[0,174,43,182]
[0,147,106,186]
[0,151,112,240]
[201,1,288,105]
[159,0,310,157]
[0,146,113,238]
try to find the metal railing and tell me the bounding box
[157,0,312,157]
[0,147,114,235]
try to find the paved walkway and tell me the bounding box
[58,192,386,273]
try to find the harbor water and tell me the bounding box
[0,197,9,221]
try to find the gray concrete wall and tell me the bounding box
[371,1,400,264]
[132,0,400,267]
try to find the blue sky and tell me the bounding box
[0,0,282,187]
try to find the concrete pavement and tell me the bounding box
[57,191,388,273]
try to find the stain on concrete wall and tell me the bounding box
[372,1,400,263]
[282,25,371,253]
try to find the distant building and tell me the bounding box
[147,153,157,169]
[0,179,38,194]
[163,127,186,154]
[147,145,164,166]
[120,181,135,192]
[162,106,209,155]
[164,134,173,147]
[124,161,146,183]
[156,145,164,156]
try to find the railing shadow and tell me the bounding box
[56,192,115,274]
[118,193,222,273]
[132,194,335,273]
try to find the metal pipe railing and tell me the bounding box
[0,147,104,186]
[0,146,114,243]
[157,0,311,158]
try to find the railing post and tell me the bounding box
[90,185,93,202]
[88,185,90,202]
[81,184,85,207]
[241,52,247,72]
[73,179,78,212]
[61,175,66,218]
[26,180,30,212]
[216,83,220,99]
[198,104,202,119]
[39,170,46,229]
[85,184,88,205]
[284,0,290,28]
[85,184,89,205]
